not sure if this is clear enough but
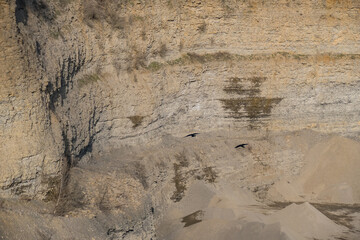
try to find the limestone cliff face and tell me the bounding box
[0,0,359,198]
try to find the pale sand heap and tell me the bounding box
[268,202,347,240]
[269,136,360,204]
[157,181,346,240]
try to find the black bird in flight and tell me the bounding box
[185,133,199,138]
[235,144,248,148]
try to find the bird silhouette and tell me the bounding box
[235,144,248,148]
[185,133,199,138]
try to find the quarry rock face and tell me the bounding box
[1,0,359,199]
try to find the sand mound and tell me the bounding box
[269,202,346,239]
[160,201,346,240]
[269,136,360,204]
[158,181,347,240]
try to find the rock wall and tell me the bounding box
[0,0,359,198]
[0,0,62,198]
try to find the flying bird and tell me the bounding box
[185,133,199,138]
[235,144,248,149]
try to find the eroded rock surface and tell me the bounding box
[1,0,360,239]
[1,0,360,198]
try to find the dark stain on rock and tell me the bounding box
[220,77,282,128]
[10,184,30,196]
[202,166,218,183]
[55,180,87,216]
[128,115,145,129]
[131,162,148,189]
[194,166,218,183]
[15,0,28,25]
[171,152,189,202]
[42,175,61,202]
[171,153,218,202]
[221,97,282,119]
[35,41,41,56]
[31,0,54,22]
[181,210,204,227]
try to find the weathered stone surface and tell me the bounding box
[0,0,359,206]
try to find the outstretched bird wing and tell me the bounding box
[235,144,248,148]
[185,133,199,137]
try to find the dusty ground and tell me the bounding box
[1,129,360,239]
